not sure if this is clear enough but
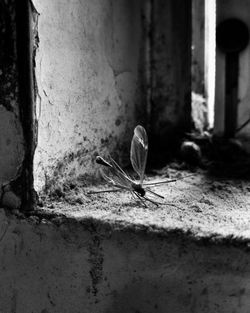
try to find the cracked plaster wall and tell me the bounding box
[32,0,144,192]
[0,209,250,312]
[0,1,25,203]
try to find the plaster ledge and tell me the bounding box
[19,172,250,248]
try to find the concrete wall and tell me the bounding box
[0,1,25,187]
[150,0,192,151]
[0,208,250,313]
[32,0,144,192]
[215,0,250,136]
[192,0,205,97]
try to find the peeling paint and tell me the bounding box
[0,0,42,210]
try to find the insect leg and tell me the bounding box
[143,178,177,186]
[132,190,160,207]
[87,189,122,195]
[164,202,181,209]
[143,174,195,186]
[132,191,147,208]
[145,188,164,199]
[88,183,131,195]
[133,191,159,207]
[143,196,159,207]
[144,194,180,208]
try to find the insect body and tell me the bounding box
[94,125,165,206]
[131,182,145,197]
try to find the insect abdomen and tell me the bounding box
[132,183,145,197]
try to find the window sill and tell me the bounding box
[34,171,250,247]
[2,171,250,312]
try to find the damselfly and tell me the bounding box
[89,125,186,207]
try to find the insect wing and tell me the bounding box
[99,157,133,191]
[130,125,148,184]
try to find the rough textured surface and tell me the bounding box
[33,0,144,192]
[192,0,205,96]
[0,0,25,210]
[0,106,24,183]
[1,172,250,313]
[150,0,192,151]
[42,171,250,243]
[0,0,25,185]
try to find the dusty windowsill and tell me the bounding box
[33,170,250,247]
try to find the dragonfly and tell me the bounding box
[89,125,186,207]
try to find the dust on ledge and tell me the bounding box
[37,167,250,244]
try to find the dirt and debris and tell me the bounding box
[184,131,250,178]
[35,131,250,244]
[36,166,250,245]
[180,140,202,165]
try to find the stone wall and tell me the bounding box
[0,208,249,313]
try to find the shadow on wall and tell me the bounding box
[105,280,184,313]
